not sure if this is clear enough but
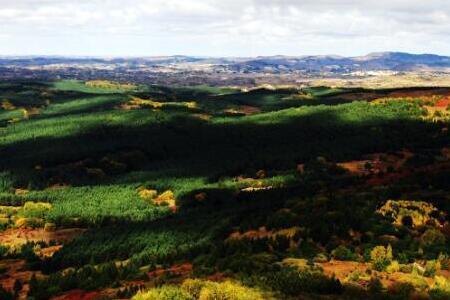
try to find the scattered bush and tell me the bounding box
[140,279,264,300]
[133,286,193,300]
[181,278,209,299]
[266,209,298,229]
[0,285,13,300]
[266,265,342,296]
[399,264,413,274]
[421,229,446,247]
[386,260,400,274]
[313,253,329,263]
[14,217,44,228]
[412,263,426,276]
[138,188,158,201]
[424,260,441,277]
[0,245,9,257]
[198,281,264,300]
[396,273,428,290]
[430,276,450,299]
[154,190,176,207]
[20,202,52,218]
[367,277,384,295]
[0,171,14,193]
[13,279,23,297]
[331,245,358,261]
[85,80,136,90]
[387,282,415,299]
[370,245,393,271]
[437,253,449,270]
[377,200,440,228]
[347,270,365,282]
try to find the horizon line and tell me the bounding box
[0,51,448,60]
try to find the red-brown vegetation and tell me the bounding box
[0,228,85,246]
[147,263,193,279]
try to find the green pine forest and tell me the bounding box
[0,80,449,300]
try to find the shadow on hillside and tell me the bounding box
[1,107,447,184]
[4,106,432,224]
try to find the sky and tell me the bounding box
[0,0,449,57]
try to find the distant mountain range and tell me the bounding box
[228,52,450,73]
[0,52,450,74]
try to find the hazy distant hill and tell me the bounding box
[1,52,449,74]
[229,52,450,73]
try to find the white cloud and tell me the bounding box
[0,8,21,18]
[0,0,448,56]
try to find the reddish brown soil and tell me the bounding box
[338,160,373,175]
[435,97,450,108]
[366,170,411,186]
[0,259,42,298]
[388,89,450,98]
[123,280,146,287]
[366,160,450,186]
[49,283,138,300]
[51,290,102,300]
[337,151,416,185]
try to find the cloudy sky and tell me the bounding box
[0,0,449,57]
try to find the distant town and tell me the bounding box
[0,52,449,87]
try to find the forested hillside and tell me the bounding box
[0,80,449,300]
